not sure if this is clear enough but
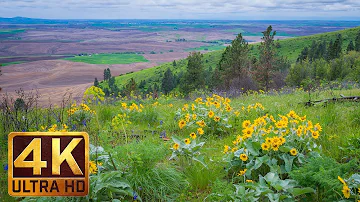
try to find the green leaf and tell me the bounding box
[282,153,295,173]
[288,187,315,197]
[279,146,292,153]
[192,156,208,168]
[266,193,280,202]
[171,136,182,145]
[264,172,280,184]
[244,141,261,156]
[254,155,270,170]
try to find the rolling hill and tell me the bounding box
[111,26,360,89]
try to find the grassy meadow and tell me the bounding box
[64,53,149,64]
[0,86,359,201]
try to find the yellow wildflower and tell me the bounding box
[190,132,197,139]
[196,120,206,127]
[197,128,204,135]
[312,131,319,139]
[290,148,297,156]
[338,176,346,185]
[89,161,98,174]
[242,120,251,128]
[208,110,215,118]
[178,120,186,129]
[184,138,191,145]
[223,145,230,153]
[173,143,179,150]
[261,143,270,151]
[237,169,247,176]
[342,185,350,199]
[192,114,197,120]
[240,153,248,161]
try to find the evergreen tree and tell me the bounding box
[327,40,334,61]
[297,47,309,63]
[103,68,112,81]
[104,88,110,97]
[107,68,112,80]
[94,77,99,87]
[173,60,177,67]
[109,76,115,88]
[180,51,205,94]
[161,68,175,94]
[153,83,159,98]
[146,85,153,94]
[218,33,249,90]
[138,80,146,89]
[332,34,343,59]
[347,40,355,52]
[253,25,278,91]
[355,31,360,52]
[123,78,137,96]
[103,69,107,81]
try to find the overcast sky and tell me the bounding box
[0,0,359,20]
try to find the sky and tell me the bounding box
[0,0,360,20]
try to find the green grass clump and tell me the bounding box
[64,53,148,64]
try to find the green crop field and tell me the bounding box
[1,61,25,66]
[0,29,26,35]
[185,45,226,52]
[64,53,149,64]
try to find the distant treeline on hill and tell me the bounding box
[287,31,360,87]
[95,26,360,98]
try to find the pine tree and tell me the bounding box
[173,60,177,67]
[103,69,107,81]
[253,25,277,91]
[180,52,205,94]
[94,77,99,87]
[347,40,355,52]
[138,80,146,89]
[218,33,249,90]
[355,31,360,52]
[146,85,153,94]
[161,68,175,94]
[109,77,115,88]
[124,78,137,96]
[332,34,343,59]
[107,68,112,80]
[327,40,334,61]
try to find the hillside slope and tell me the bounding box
[113,26,360,89]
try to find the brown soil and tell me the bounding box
[0,60,156,105]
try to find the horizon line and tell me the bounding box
[1,16,360,22]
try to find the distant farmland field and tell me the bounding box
[64,53,149,64]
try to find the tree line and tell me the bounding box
[94,26,360,97]
[287,31,360,87]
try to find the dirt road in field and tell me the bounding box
[0,60,157,104]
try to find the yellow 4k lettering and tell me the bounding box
[52,138,83,175]
[14,138,47,175]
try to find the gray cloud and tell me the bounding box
[0,0,359,19]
